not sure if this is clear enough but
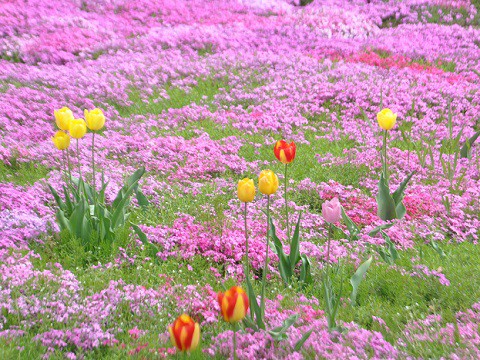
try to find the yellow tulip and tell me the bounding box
[237,178,255,202]
[84,108,105,131]
[52,131,70,150]
[69,119,87,139]
[54,107,74,131]
[258,170,279,195]
[377,108,397,131]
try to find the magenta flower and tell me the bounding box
[322,198,342,224]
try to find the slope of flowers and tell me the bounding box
[1,0,479,359]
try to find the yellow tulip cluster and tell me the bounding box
[52,106,106,150]
[237,170,279,202]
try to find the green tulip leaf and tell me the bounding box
[350,256,373,306]
[392,171,415,206]
[376,173,397,221]
[294,328,314,351]
[460,129,480,158]
[368,223,394,237]
[48,184,65,211]
[267,314,299,341]
[268,217,292,284]
[289,212,302,271]
[341,206,360,239]
[56,209,71,232]
[300,254,312,286]
[395,201,407,220]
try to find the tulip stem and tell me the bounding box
[233,322,238,360]
[284,163,290,243]
[66,148,72,185]
[62,150,68,185]
[383,130,388,181]
[326,223,333,270]
[92,132,96,199]
[76,139,82,179]
[260,195,270,323]
[244,202,250,278]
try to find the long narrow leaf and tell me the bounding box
[294,329,314,351]
[300,254,312,285]
[244,273,264,330]
[350,256,373,306]
[341,207,359,239]
[368,223,394,237]
[376,173,396,221]
[48,185,65,210]
[56,209,71,232]
[135,188,150,208]
[392,171,415,205]
[460,130,480,158]
[112,168,145,207]
[289,212,302,271]
[268,217,292,284]
[267,314,298,341]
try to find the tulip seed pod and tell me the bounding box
[274,140,296,164]
[217,286,249,323]
[258,170,279,195]
[168,314,200,352]
[54,107,74,131]
[377,108,397,131]
[237,178,255,202]
[84,108,106,131]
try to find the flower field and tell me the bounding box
[1,0,480,359]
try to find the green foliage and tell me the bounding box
[267,314,299,341]
[375,231,399,265]
[322,263,344,332]
[350,256,373,306]
[336,206,393,241]
[376,171,415,221]
[460,129,480,158]
[113,77,229,117]
[268,213,312,288]
[0,161,50,185]
[48,168,149,254]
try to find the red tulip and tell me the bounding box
[168,314,200,352]
[274,140,296,164]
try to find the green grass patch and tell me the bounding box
[0,161,50,185]
[113,77,230,117]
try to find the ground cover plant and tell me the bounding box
[1,0,480,359]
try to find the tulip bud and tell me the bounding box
[69,119,87,139]
[237,178,255,202]
[322,197,342,224]
[84,108,106,131]
[258,170,279,195]
[274,140,296,164]
[54,107,74,131]
[217,286,249,323]
[377,108,397,131]
[168,314,200,352]
[52,131,71,150]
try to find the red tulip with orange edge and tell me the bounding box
[273,140,296,164]
[168,314,200,353]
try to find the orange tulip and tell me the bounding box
[217,286,249,323]
[168,314,200,352]
[274,140,296,164]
